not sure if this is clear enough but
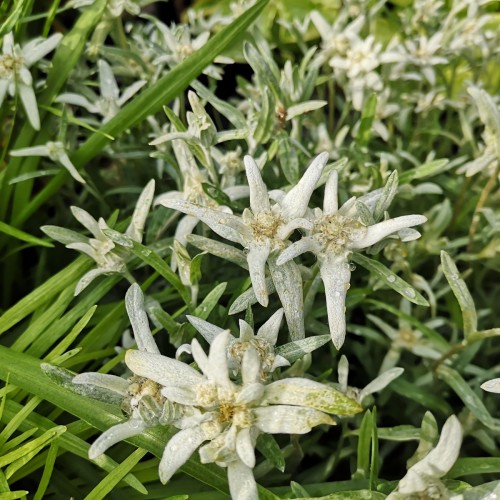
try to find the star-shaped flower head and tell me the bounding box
[277,170,427,349]
[160,152,329,340]
[126,326,362,499]
[185,309,290,378]
[387,415,462,499]
[56,59,146,123]
[10,141,85,184]
[42,180,155,294]
[72,284,186,459]
[0,31,62,130]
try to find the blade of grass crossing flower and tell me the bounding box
[85,448,148,500]
[440,251,477,340]
[0,0,26,38]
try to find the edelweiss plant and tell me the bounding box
[0,31,62,130]
[160,152,329,340]
[2,0,500,498]
[277,170,426,349]
[41,180,155,294]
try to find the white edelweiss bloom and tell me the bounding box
[387,415,463,499]
[277,170,427,349]
[481,378,500,393]
[126,330,343,497]
[0,31,62,130]
[185,309,290,378]
[56,59,146,123]
[159,152,330,340]
[10,141,85,184]
[72,284,186,459]
[41,180,155,294]
[151,22,232,80]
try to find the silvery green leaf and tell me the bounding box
[186,234,248,269]
[41,225,88,245]
[103,228,134,248]
[468,86,500,142]
[316,158,348,188]
[338,355,349,393]
[268,257,304,341]
[229,278,276,315]
[399,159,449,184]
[216,129,249,142]
[253,86,275,144]
[125,179,155,242]
[41,364,123,406]
[358,367,404,403]
[186,315,226,344]
[407,411,438,468]
[440,251,477,340]
[286,100,327,120]
[263,378,363,416]
[374,171,398,222]
[352,253,429,306]
[275,335,331,363]
[243,42,281,101]
[397,228,421,242]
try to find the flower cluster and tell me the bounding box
[72,284,362,499]
[162,154,426,349]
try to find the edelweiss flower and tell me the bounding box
[184,309,290,378]
[126,329,361,499]
[10,141,85,184]
[160,152,329,340]
[277,170,427,349]
[56,59,146,123]
[42,180,155,294]
[72,284,186,459]
[387,415,462,499]
[0,31,62,130]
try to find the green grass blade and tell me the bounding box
[85,448,148,499]
[0,257,92,336]
[0,221,53,248]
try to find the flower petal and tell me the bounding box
[319,255,351,349]
[256,308,283,345]
[227,459,258,500]
[18,83,40,130]
[125,179,155,242]
[350,215,427,250]
[74,268,110,296]
[159,427,207,483]
[72,372,129,395]
[58,150,86,184]
[254,405,334,434]
[207,330,232,388]
[247,240,271,307]
[89,419,147,459]
[187,315,226,344]
[125,350,203,387]
[323,170,339,214]
[244,155,270,214]
[236,428,256,468]
[280,152,329,219]
[125,284,160,354]
[276,237,321,265]
[160,199,249,245]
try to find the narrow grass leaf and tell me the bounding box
[194,282,227,319]
[448,458,500,479]
[85,448,148,500]
[0,221,53,248]
[353,254,429,307]
[33,442,58,500]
